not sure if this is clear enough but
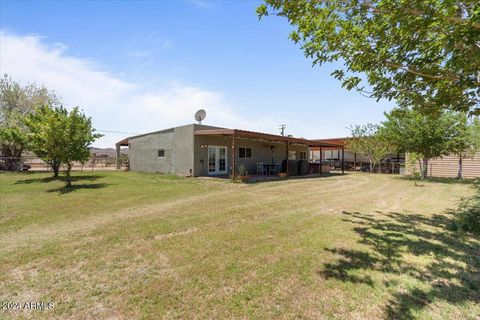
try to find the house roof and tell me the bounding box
[195,128,341,148]
[116,138,129,146]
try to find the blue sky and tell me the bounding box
[0,0,395,147]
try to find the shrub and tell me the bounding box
[238,164,248,176]
[450,185,480,234]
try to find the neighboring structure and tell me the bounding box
[405,152,480,179]
[116,124,339,177]
[310,137,405,173]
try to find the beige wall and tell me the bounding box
[193,136,308,176]
[405,152,480,179]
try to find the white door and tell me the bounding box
[208,146,227,175]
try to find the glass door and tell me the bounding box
[207,146,227,174]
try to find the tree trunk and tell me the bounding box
[457,154,463,179]
[49,160,60,178]
[421,158,429,180]
[65,163,72,188]
[369,160,373,173]
[2,144,23,171]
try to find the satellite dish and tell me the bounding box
[195,109,206,124]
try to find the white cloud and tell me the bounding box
[0,31,274,147]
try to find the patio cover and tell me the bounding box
[194,128,341,148]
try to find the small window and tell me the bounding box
[158,149,165,158]
[239,147,252,159]
[299,151,307,160]
[288,151,296,160]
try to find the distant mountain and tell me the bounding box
[89,147,128,155]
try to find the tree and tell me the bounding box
[25,105,101,187]
[447,116,480,179]
[257,1,480,115]
[346,123,391,173]
[381,108,462,179]
[60,107,102,187]
[0,75,59,170]
[24,105,63,177]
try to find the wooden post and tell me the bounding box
[341,147,345,174]
[319,147,323,174]
[232,131,236,180]
[354,153,357,171]
[116,143,121,169]
[285,138,289,177]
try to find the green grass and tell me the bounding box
[1,171,479,319]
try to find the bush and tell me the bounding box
[450,189,480,234]
[238,164,248,176]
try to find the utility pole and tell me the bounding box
[279,124,286,136]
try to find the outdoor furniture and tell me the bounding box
[268,164,278,175]
[262,164,279,176]
[256,162,266,175]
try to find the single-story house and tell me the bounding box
[309,137,405,173]
[116,124,340,177]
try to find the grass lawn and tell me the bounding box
[1,171,479,319]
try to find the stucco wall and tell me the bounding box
[128,124,195,175]
[193,136,308,176]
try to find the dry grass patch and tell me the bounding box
[0,171,478,319]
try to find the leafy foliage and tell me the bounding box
[25,104,102,187]
[0,74,59,170]
[346,123,391,173]
[380,108,465,178]
[258,0,480,115]
[449,182,480,234]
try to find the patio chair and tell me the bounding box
[256,162,266,175]
[269,164,278,176]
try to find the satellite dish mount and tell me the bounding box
[195,109,206,124]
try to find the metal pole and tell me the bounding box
[341,147,345,174]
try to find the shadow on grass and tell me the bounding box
[47,183,110,194]
[320,209,480,319]
[14,174,103,185]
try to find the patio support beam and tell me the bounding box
[232,130,236,181]
[341,146,345,174]
[319,147,322,174]
[115,143,121,170]
[285,138,289,177]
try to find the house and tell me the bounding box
[116,124,339,177]
[309,137,405,173]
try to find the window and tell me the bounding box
[239,147,252,159]
[158,149,165,158]
[299,151,307,160]
[288,151,296,160]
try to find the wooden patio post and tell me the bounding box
[319,146,323,174]
[285,138,289,177]
[232,130,236,181]
[115,143,121,169]
[341,147,345,174]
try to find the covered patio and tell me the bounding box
[194,128,342,179]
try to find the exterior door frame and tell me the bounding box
[207,145,228,175]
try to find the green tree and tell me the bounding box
[448,116,480,179]
[257,1,480,115]
[381,108,462,179]
[25,105,101,187]
[0,74,59,170]
[61,107,102,187]
[346,123,391,173]
[24,105,63,177]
